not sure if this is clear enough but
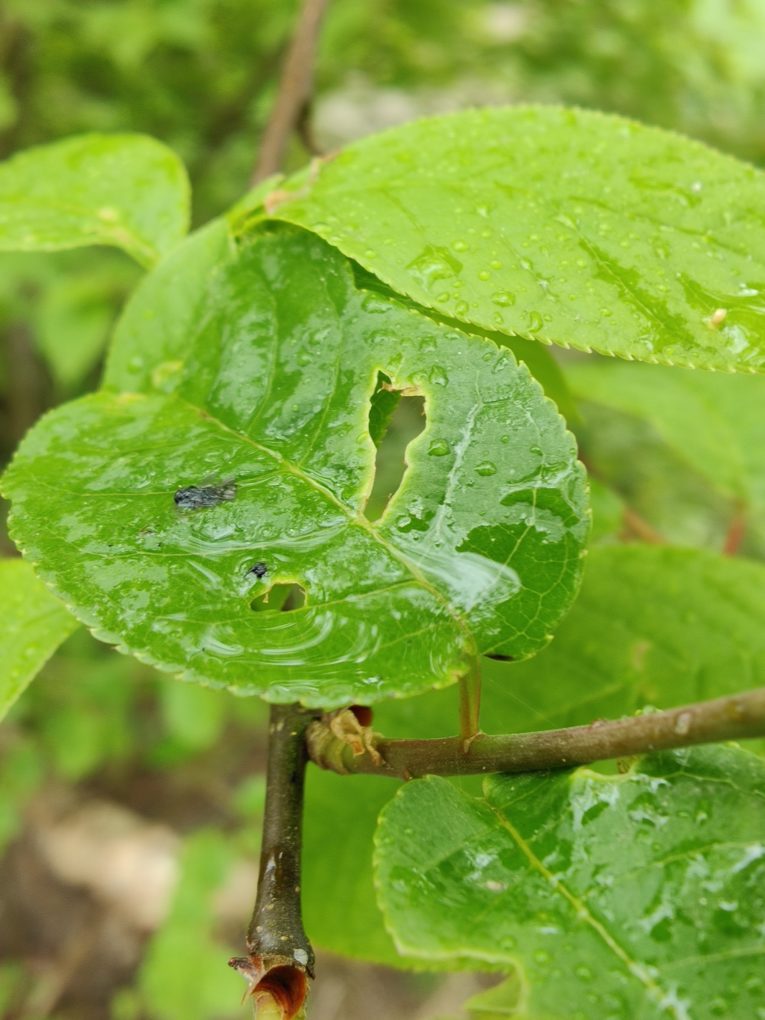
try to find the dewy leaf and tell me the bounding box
[2,227,588,708]
[375,747,765,1020]
[0,559,78,722]
[268,106,765,373]
[0,134,190,266]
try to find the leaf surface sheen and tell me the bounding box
[3,227,588,708]
[375,747,765,1019]
[0,134,190,266]
[269,106,765,372]
[0,559,78,721]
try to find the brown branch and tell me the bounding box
[621,506,666,545]
[307,687,765,780]
[230,704,316,1017]
[251,0,331,184]
[723,503,747,556]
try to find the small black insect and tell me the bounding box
[248,561,268,579]
[173,479,236,511]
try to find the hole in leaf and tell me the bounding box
[364,373,426,522]
[251,583,306,613]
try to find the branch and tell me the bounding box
[723,503,747,556]
[251,0,331,184]
[621,506,666,545]
[230,704,315,1017]
[307,687,765,779]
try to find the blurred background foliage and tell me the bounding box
[2,2,765,1018]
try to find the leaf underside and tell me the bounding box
[268,106,765,373]
[2,226,588,708]
[375,746,765,1020]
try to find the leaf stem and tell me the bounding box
[230,704,315,1015]
[458,660,482,750]
[306,687,765,779]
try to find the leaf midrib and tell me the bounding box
[171,391,478,654]
[485,796,682,1018]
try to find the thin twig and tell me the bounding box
[621,506,666,545]
[723,503,747,556]
[307,687,765,779]
[251,0,331,184]
[230,704,316,1015]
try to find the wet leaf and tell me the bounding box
[0,134,190,266]
[269,107,765,372]
[301,544,765,966]
[375,746,765,1019]
[0,559,78,722]
[2,227,588,708]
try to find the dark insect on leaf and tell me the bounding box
[248,561,268,578]
[173,479,236,510]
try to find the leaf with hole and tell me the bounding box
[2,226,588,708]
[0,134,190,267]
[375,746,765,1019]
[0,558,78,722]
[267,106,765,372]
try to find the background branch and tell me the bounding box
[251,0,331,184]
[307,687,765,779]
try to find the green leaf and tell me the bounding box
[569,357,765,532]
[0,558,78,722]
[3,227,588,708]
[0,134,190,266]
[268,107,765,372]
[34,254,140,389]
[138,830,240,1020]
[301,543,765,968]
[587,477,624,544]
[104,218,230,387]
[375,747,765,1019]
[480,544,765,734]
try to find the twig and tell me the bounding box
[723,503,747,556]
[230,704,315,1017]
[307,687,765,779]
[621,506,666,545]
[251,0,331,184]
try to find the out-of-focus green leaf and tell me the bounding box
[4,227,588,708]
[0,558,78,722]
[159,681,227,752]
[35,268,121,389]
[587,476,623,544]
[270,106,765,372]
[481,544,765,732]
[569,357,765,534]
[0,134,190,266]
[375,747,765,1019]
[137,830,240,1020]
